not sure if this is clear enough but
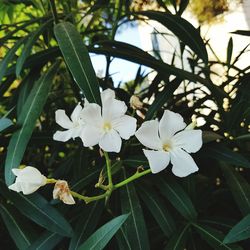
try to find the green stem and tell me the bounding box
[49,0,59,24]
[114,169,151,189]
[103,151,113,188]
[70,190,109,204]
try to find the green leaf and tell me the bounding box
[120,169,150,250]
[202,144,250,168]
[69,201,104,250]
[16,19,52,76]
[139,186,176,237]
[0,181,72,237]
[224,214,250,244]
[27,231,63,250]
[0,37,26,84]
[137,11,208,64]
[193,224,237,250]
[227,38,233,67]
[123,155,148,168]
[221,164,250,216]
[5,62,59,185]
[157,176,197,221]
[54,21,101,105]
[78,214,129,250]
[0,117,13,132]
[0,203,34,249]
[165,224,190,250]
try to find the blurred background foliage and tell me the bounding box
[0,0,250,249]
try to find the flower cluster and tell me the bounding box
[8,88,202,205]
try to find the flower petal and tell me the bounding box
[80,125,103,147]
[159,110,186,141]
[99,129,122,153]
[101,88,115,105]
[112,115,137,139]
[80,103,103,126]
[170,148,199,177]
[53,130,73,142]
[143,149,170,174]
[70,103,82,123]
[172,129,202,153]
[135,120,162,150]
[55,110,73,129]
[8,182,22,192]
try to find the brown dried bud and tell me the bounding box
[53,180,75,205]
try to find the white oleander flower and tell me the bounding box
[80,89,137,153]
[53,103,84,142]
[135,110,202,177]
[53,180,75,205]
[8,166,47,195]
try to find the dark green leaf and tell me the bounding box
[165,224,190,250]
[221,164,250,216]
[157,176,197,221]
[78,214,129,250]
[0,203,34,249]
[224,214,250,244]
[69,201,104,250]
[227,38,233,67]
[54,22,101,105]
[139,186,176,237]
[5,62,59,185]
[16,19,52,76]
[138,11,208,63]
[0,181,73,236]
[120,169,150,250]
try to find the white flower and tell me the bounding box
[53,180,75,205]
[53,103,84,142]
[135,110,202,177]
[80,89,137,153]
[8,166,47,195]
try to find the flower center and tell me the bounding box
[163,143,171,152]
[103,122,112,132]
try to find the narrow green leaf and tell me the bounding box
[78,214,129,250]
[120,169,150,250]
[5,62,59,185]
[224,214,250,244]
[123,155,148,168]
[69,201,104,250]
[157,177,197,221]
[165,224,190,250]
[16,19,52,76]
[227,38,233,67]
[0,181,72,237]
[54,21,101,105]
[27,231,63,250]
[221,164,250,216]
[0,203,34,249]
[0,117,13,132]
[193,224,236,250]
[139,186,176,237]
[0,37,26,84]
[138,11,208,63]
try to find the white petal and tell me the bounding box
[80,103,103,126]
[17,167,47,185]
[101,88,115,105]
[99,129,122,153]
[135,120,162,150]
[159,110,186,141]
[172,129,202,153]
[80,125,103,147]
[143,149,170,174]
[170,148,199,177]
[112,115,137,139]
[12,168,22,176]
[55,110,73,129]
[53,130,73,142]
[8,183,22,192]
[70,103,82,123]
[71,127,83,140]
[102,98,127,121]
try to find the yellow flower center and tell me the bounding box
[103,122,112,132]
[163,143,171,152]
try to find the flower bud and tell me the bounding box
[53,180,75,205]
[130,95,143,110]
[8,166,47,195]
